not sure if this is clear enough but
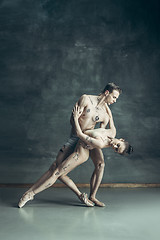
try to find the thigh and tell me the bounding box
[49,145,74,172]
[90,148,104,165]
[56,148,89,176]
[55,136,79,166]
[55,146,74,166]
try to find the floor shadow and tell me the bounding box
[34,198,88,207]
[0,188,92,208]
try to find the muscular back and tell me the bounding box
[70,94,109,135]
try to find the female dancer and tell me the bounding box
[18,104,133,208]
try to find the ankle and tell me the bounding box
[89,195,95,200]
[78,193,83,198]
[26,190,35,197]
[32,190,35,196]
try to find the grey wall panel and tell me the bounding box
[0,0,160,183]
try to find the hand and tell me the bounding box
[72,104,82,119]
[84,144,93,150]
[79,141,93,150]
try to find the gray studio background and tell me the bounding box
[0,0,160,184]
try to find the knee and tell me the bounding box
[59,174,65,181]
[59,145,66,153]
[49,162,57,172]
[49,165,60,178]
[95,160,105,170]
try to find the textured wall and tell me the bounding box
[0,0,160,183]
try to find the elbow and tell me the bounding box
[77,131,83,138]
[76,131,81,138]
[99,144,103,149]
[96,142,104,149]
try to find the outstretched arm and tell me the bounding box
[73,105,104,149]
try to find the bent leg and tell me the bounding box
[89,148,105,207]
[57,144,94,206]
[59,175,81,197]
[34,148,89,193]
[59,175,94,207]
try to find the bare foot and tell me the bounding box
[18,191,34,208]
[79,193,95,207]
[89,197,105,207]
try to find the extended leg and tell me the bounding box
[89,148,105,207]
[18,146,73,208]
[29,146,73,192]
[18,146,92,207]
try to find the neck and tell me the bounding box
[97,94,106,107]
[107,136,113,145]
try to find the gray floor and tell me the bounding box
[0,187,160,240]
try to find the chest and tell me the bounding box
[85,128,110,146]
[82,104,109,123]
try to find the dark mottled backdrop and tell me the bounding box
[0,0,160,184]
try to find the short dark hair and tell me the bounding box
[122,141,133,155]
[102,83,122,94]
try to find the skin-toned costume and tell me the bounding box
[60,135,79,152]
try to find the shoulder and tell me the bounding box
[79,94,97,100]
[78,94,89,105]
[80,94,88,100]
[78,94,97,106]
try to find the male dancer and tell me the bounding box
[65,83,121,206]
[21,83,121,207]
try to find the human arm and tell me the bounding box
[72,104,104,149]
[70,94,88,127]
[105,104,116,137]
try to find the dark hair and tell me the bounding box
[101,83,122,94]
[122,141,133,155]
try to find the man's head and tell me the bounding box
[101,83,122,105]
[110,138,133,155]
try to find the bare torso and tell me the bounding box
[71,95,109,135]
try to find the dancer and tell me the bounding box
[33,83,122,207]
[19,83,123,207]
[18,104,133,208]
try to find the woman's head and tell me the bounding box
[110,138,133,155]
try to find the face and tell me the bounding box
[110,138,126,154]
[105,90,120,105]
